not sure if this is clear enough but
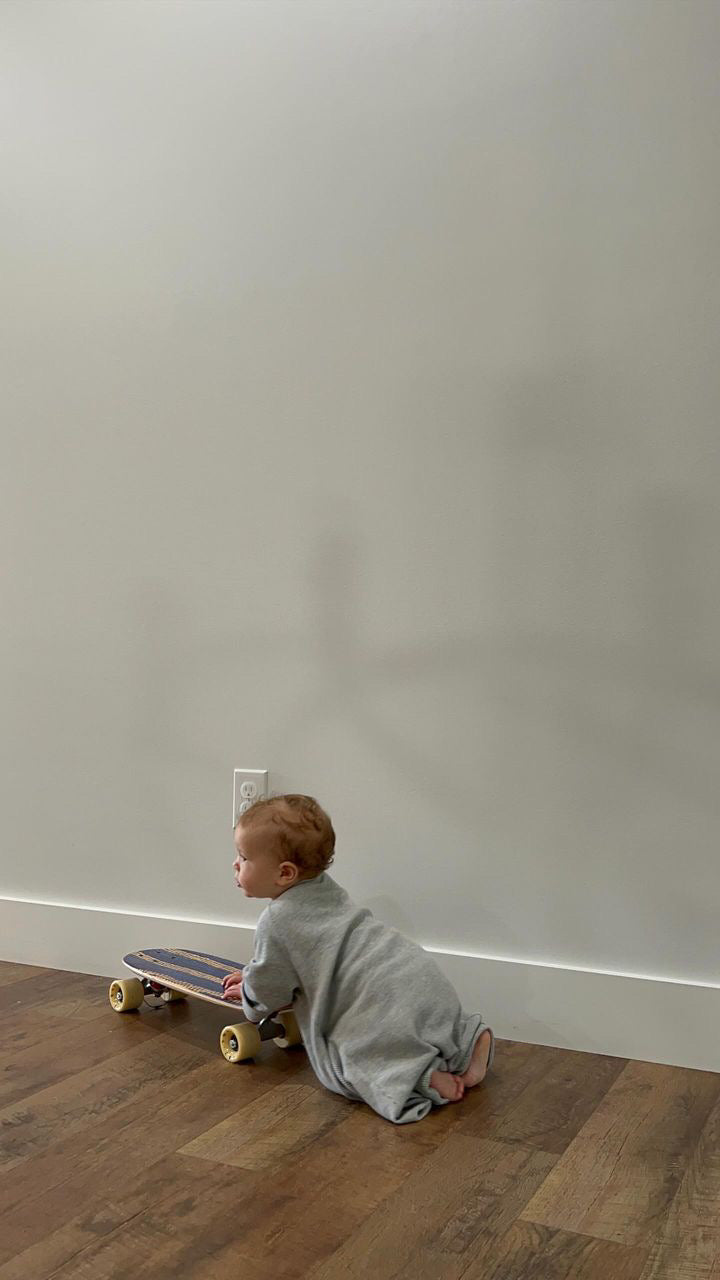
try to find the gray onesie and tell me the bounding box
[240,872,494,1124]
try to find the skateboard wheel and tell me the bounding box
[160,989,185,1003]
[109,978,145,1012]
[220,1022,262,1063]
[273,1009,302,1049]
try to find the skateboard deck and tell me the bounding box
[122,946,247,1008]
[108,946,303,1062]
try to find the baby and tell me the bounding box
[223,793,494,1125]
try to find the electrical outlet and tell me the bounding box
[233,769,269,827]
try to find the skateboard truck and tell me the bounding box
[136,977,184,1005]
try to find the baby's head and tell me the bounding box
[232,793,335,899]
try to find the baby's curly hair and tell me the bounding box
[236,793,335,879]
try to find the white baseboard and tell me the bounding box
[2,895,719,1074]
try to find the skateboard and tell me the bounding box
[108,946,302,1063]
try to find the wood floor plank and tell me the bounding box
[0,1035,309,1225]
[464,1044,626,1153]
[180,1081,352,1170]
[390,1039,575,1154]
[45,1147,403,1280]
[3,961,719,1280]
[0,1058,301,1265]
[0,1033,210,1174]
[521,1060,720,1247]
[24,1154,265,1280]
[0,1103,429,1280]
[0,962,52,988]
[0,1151,267,1280]
[462,1040,584,1127]
[166,1252,279,1280]
[0,1003,109,1059]
[459,1220,649,1280]
[638,1089,720,1279]
[0,968,108,1019]
[308,1132,558,1279]
[180,1104,439,1278]
[0,1010,161,1108]
[66,1113,435,1280]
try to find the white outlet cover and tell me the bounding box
[232,769,268,827]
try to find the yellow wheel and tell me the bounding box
[273,1009,302,1049]
[220,1022,262,1063]
[159,989,184,1003]
[109,978,144,1012]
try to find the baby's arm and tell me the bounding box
[234,911,299,1022]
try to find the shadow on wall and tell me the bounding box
[124,361,719,983]
[126,361,719,824]
[273,366,719,830]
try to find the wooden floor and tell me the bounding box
[1,961,719,1279]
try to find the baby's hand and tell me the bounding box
[222,970,245,1000]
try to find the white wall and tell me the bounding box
[2,1,720,1059]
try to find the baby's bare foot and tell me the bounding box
[430,1069,466,1102]
[460,1029,493,1089]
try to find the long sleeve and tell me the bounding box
[241,907,300,1022]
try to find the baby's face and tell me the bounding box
[232,825,294,899]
